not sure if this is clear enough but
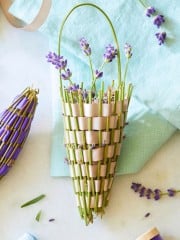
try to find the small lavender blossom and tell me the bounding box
[82,90,88,99]
[139,187,146,197]
[167,188,176,197]
[46,52,67,70]
[131,182,180,201]
[104,44,118,62]
[131,182,142,192]
[145,6,156,17]
[155,32,167,45]
[153,15,165,28]
[154,189,161,200]
[146,188,153,199]
[68,83,79,92]
[95,70,103,79]
[61,69,72,80]
[124,43,132,59]
[79,37,91,56]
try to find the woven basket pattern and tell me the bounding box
[0,88,38,179]
[63,96,130,224]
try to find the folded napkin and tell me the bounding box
[9,0,180,176]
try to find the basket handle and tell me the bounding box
[58,3,122,90]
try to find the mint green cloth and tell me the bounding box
[9,0,180,176]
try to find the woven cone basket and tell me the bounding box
[0,88,38,179]
[62,92,131,224]
[57,3,133,225]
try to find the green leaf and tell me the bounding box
[21,194,46,208]
[35,210,42,222]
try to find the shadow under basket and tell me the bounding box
[62,92,131,224]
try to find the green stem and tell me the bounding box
[58,3,122,91]
[88,56,95,89]
[160,190,180,197]
[123,58,129,82]
[138,0,148,8]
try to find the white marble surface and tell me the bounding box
[0,9,180,240]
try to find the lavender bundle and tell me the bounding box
[47,3,133,225]
[0,88,38,179]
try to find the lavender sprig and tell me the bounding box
[138,0,167,46]
[123,43,132,82]
[104,44,118,62]
[124,43,132,59]
[131,182,179,201]
[46,52,72,82]
[46,52,67,70]
[79,37,91,56]
[79,38,95,89]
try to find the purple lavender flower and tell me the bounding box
[131,182,142,192]
[79,37,91,56]
[153,15,165,28]
[104,44,118,62]
[139,187,146,197]
[46,52,67,70]
[95,70,103,79]
[154,189,161,200]
[82,90,88,99]
[131,182,180,201]
[145,6,156,17]
[155,32,167,45]
[124,43,132,59]
[68,83,79,92]
[167,188,176,197]
[146,188,153,199]
[61,69,72,80]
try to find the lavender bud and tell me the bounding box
[167,188,176,197]
[46,52,67,70]
[79,37,91,56]
[153,15,165,28]
[95,70,103,79]
[104,44,118,62]
[68,83,79,92]
[124,43,132,59]
[154,189,161,200]
[61,69,72,80]
[131,182,142,192]
[139,187,146,197]
[145,6,156,17]
[155,32,167,45]
[146,188,153,199]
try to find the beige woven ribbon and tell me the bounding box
[0,0,52,31]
